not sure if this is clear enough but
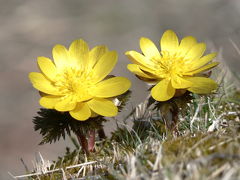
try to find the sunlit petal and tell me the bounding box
[52,44,69,69]
[178,36,197,56]
[70,103,91,121]
[151,79,175,101]
[87,98,118,117]
[188,53,217,71]
[127,64,156,79]
[171,75,193,89]
[88,45,108,69]
[186,62,219,75]
[125,51,156,69]
[140,37,161,59]
[29,72,60,95]
[92,77,131,98]
[37,56,57,81]
[160,30,179,54]
[92,51,118,82]
[39,95,61,109]
[69,39,89,68]
[185,43,206,61]
[55,96,77,111]
[186,77,218,94]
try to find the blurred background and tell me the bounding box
[0,0,240,179]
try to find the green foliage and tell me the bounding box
[33,109,71,145]
[33,91,131,145]
[33,109,106,145]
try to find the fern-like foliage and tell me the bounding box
[33,109,107,145]
[33,91,131,145]
[33,109,72,145]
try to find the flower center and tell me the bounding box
[54,67,95,102]
[154,52,186,79]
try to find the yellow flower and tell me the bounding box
[126,30,219,101]
[29,39,131,121]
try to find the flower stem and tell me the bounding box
[76,130,89,154]
[160,102,179,136]
[88,130,95,152]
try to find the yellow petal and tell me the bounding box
[184,43,206,61]
[127,64,155,79]
[70,103,91,121]
[171,75,193,89]
[140,37,161,59]
[92,51,117,82]
[88,45,108,69]
[55,96,76,111]
[186,77,218,94]
[178,36,197,56]
[87,98,118,117]
[69,39,89,68]
[37,56,57,81]
[52,44,69,69]
[92,77,131,98]
[188,53,217,71]
[29,72,60,95]
[125,51,156,69]
[151,79,175,101]
[186,62,219,75]
[39,95,61,109]
[160,30,179,54]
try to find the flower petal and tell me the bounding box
[55,96,77,111]
[39,95,61,109]
[184,43,206,61]
[69,39,89,68]
[186,62,219,75]
[88,45,108,69]
[127,64,155,79]
[160,30,179,54]
[140,37,161,59]
[151,79,175,101]
[87,98,118,117]
[188,53,217,71]
[92,51,118,82]
[37,56,57,81]
[29,72,60,95]
[52,44,69,69]
[125,51,156,69]
[92,77,131,98]
[186,77,218,94]
[70,103,91,121]
[171,75,193,89]
[178,36,197,56]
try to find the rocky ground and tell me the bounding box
[0,0,240,179]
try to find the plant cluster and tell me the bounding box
[10,30,240,179]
